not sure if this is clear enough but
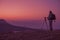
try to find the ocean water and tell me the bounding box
[6,20,60,30]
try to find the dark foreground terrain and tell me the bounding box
[0,30,60,40]
[0,19,60,40]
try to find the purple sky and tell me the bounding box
[0,0,60,30]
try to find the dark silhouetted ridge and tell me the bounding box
[0,19,36,32]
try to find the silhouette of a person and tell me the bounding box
[48,11,56,31]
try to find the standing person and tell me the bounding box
[48,11,56,31]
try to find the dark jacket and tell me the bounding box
[48,13,56,20]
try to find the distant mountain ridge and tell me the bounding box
[0,19,36,32]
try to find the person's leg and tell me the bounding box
[49,20,53,31]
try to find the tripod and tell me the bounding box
[40,17,48,30]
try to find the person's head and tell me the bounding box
[49,11,52,14]
[49,11,53,15]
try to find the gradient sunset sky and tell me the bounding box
[0,0,60,29]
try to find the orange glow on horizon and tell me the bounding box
[0,0,60,21]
